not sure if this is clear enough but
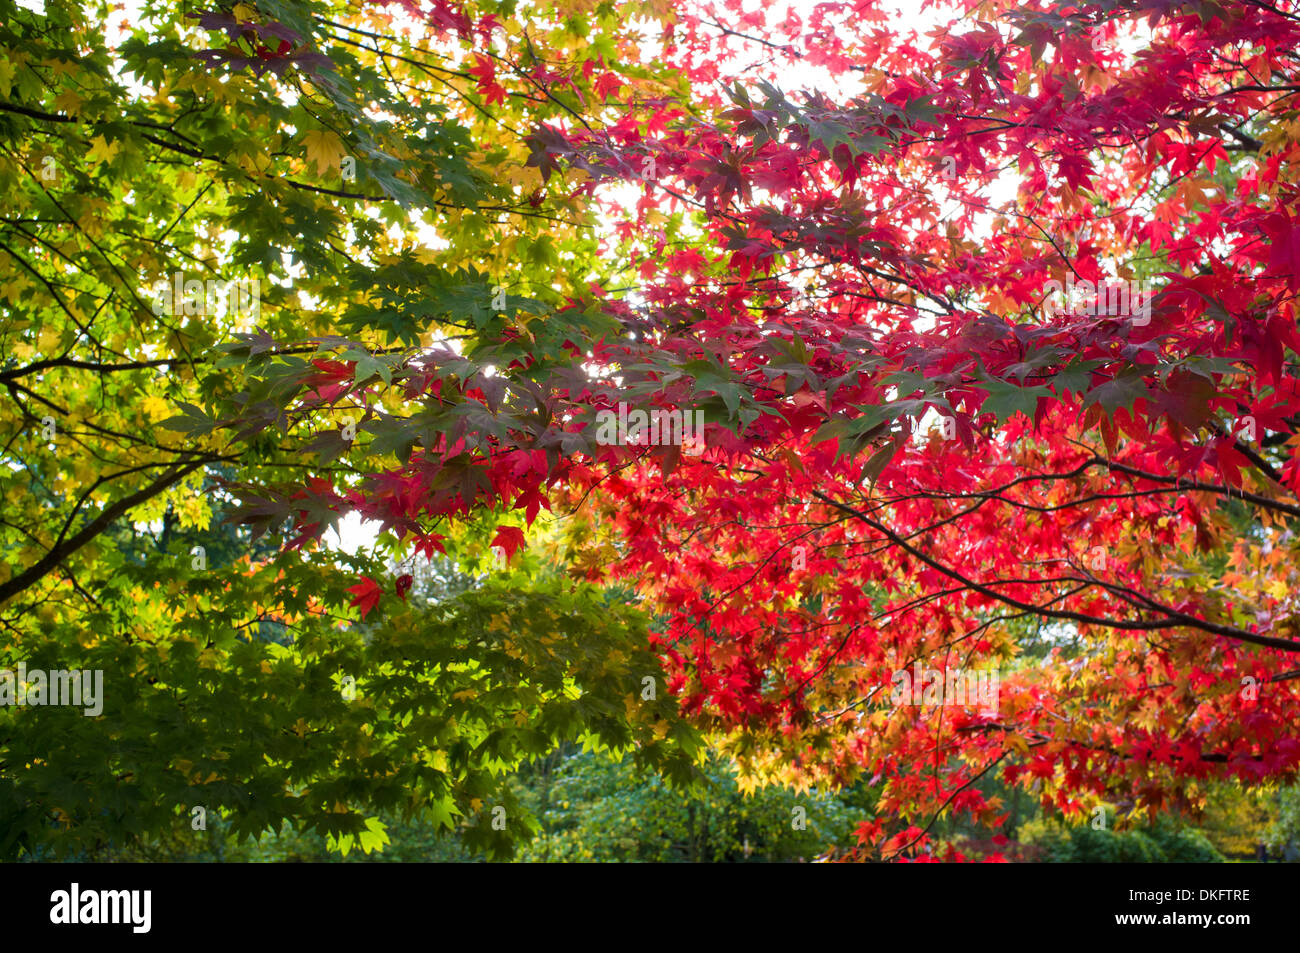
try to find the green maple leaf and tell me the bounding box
[1052,360,1101,397]
[978,375,1049,423]
[1088,371,1151,415]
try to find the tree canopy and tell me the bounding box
[2,0,1299,862]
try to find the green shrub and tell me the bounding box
[1017,815,1223,863]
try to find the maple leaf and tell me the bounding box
[467,53,507,106]
[976,374,1049,423]
[346,576,384,619]
[491,525,526,565]
[512,484,550,526]
[301,129,347,176]
[53,88,82,116]
[413,532,447,559]
[1260,210,1300,291]
[86,135,121,165]
[594,71,623,101]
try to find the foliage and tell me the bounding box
[1,526,702,860]
[1196,780,1278,859]
[1265,784,1300,858]
[513,749,860,862]
[0,0,702,860]
[1016,816,1224,864]
[4,0,1300,863]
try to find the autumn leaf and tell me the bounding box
[301,128,347,176]
[86,135,121,165]
[346,576,384,619]
[491,525,527,565]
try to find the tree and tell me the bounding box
[542,0,1300,859]
[1017,815,1224,863]
[0,0,699,861]
[5,0,1300,863]
[214,0,1300,859]
[514,749,860,862]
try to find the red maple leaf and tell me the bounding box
[413,532,447,560]
[1260,210,1300,290]
[491,525,526,565]
[512,484,550,526]
[346,576,383,619]
[594,71,623,101]
[467,53,507,106]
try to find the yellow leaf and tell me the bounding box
[36,326,61,354]
[174,494,212,531]
[140,393,172,422]
[2,279,28,305]
[76,197,110,238]
[301,129,347,176]
[53,89,83,117]
[86,135,121,165]
[1006,734,1030,756]
[500,162,543,190]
